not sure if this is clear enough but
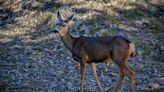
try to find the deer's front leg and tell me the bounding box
[91,63,104,92]
[80,62,86,92]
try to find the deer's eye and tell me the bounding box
[64,20,68,22]
[62,24,66,26]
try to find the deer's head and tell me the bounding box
[54,11,74,35]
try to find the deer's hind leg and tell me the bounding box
[114,61,134,92]
[114,65,125,92]
[124,63,134,92]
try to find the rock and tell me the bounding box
[155,77,164,86]
[148,83,160,89]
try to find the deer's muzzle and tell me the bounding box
[53,28,59,33]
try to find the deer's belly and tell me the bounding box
[87,57,113,63]
[104,58,113,63]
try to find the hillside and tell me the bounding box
[0,0,164,92]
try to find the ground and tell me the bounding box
[0,0,164,92]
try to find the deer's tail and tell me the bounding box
[129,42,135,57]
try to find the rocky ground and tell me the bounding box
[0,0,164,92]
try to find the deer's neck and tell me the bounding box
[60,27,75,51]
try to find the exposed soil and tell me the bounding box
[0,0,164,92]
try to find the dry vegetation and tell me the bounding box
[0,0,164,92]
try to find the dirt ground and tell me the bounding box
[0,0,164,92]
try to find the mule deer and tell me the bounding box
[53,11,135,92]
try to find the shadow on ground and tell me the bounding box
[0,0,164,92]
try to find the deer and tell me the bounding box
[53,11,135,92]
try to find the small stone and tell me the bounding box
[148,83,160,89]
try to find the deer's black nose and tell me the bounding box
[53,29,59,33]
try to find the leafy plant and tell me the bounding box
[151,18,164,33]
[142,45,151,56]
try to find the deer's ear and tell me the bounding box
[67,14,74,21]
[57,11,62,20]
